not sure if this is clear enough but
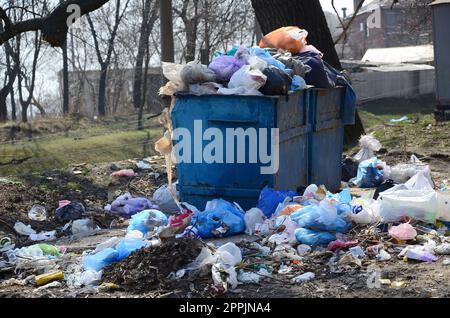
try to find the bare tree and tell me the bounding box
[86,0,130,116]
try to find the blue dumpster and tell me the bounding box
[308,88,345,191]
[172,91,310,210]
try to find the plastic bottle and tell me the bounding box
[35,271,64,286]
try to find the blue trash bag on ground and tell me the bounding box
[354,157,384,188]
[127,210,168,235]
[327,188,352,205]
[191,199,245,239]
[115,238,147,261]
[295,228,336,246]
[290,201,352,233]
[83,248,118,272]
[257,186,298,218]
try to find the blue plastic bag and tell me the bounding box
[290,75,307,91]
[127,210,168,235]
[249,47,288,71]
[257,186,298,218]
[116,238,147,261]
[83,248,118,272]
[290,202,351,233]
[295,228,336,246]
[354,157,384,188]
[327,188,352,205]
[191,199,245,239]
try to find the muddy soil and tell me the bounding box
[102,238,203,293]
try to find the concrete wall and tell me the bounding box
[351,68,435,102]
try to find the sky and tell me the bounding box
[320,0,376,16]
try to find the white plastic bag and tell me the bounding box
[244,208,266,235]
[354,134,381,163]
[404,169,434,191]
[14,222,36,236]
[437,190,450,222]
[384,155,431,184]
[378,185,438,223]
[218,61,267,96]
[160,62,185,95]
[152,183,180,214]
[348,198,381,224]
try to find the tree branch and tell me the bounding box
[0,0,112,47]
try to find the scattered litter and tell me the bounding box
[55,201,85,223]
[389,223,418,241]
[291,272,315,283]
[28,205,47,221]
[111,169,137,177]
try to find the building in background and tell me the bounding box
[341,0,433,60]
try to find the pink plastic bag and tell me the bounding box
[327,240,358,252]
[389,223,417,241]
[111,169,137,178]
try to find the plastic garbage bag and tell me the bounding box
[29,231,56,242]
[111,169,137,177]
[181,62,217,84]
[55,201,85,223]
[353,157,384,188]
[191,199,245,239]
[104,193,159,219]
[259,66,292,96]
[249,47,287,71]
[82,248,118,272]
[115,238,147,261]
[208,46,248,82]
[94,237,120,254]
[294,228,336,246]
[152,183,180,214]
[348,198,381,224]
[127,210,168,235]
[290,200,351,233]
[28,205,47,221]
[274,215,301,245]
[223,65,267,93]
[189,82,224,95]
[290,75,307,91]
[259,27,308,53]
[14,221,36,236]
[405,170,434,191]
[257,186,297,218]
[72,219,97,238]
[272,51,312,77]
[216,242,242,266]
[244,208,266,235]
[383,155,431,184]
[274,197,303,217]
[437,190,450,222]
[389,223,417,241]
[160,62,185,95]
[354,135,382,163]
[327,188,352,205]
[378,185,438,223]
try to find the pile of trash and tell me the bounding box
[159,26,356,127]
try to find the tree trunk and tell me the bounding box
[251,0,364,145]
[98,66,107,116]
[21,102,29,123]
[160,0,174,62]
[184,20,198,62]
[62,37,70,115]
[251,0,341,69]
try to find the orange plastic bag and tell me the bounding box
[259,27,308,53]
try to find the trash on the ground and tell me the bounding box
[83,248,119,272]
[400,246,438,262]
[30,231,56,242]
[390,116,410,123]
[244,208,266,235]
[111,169,137,178]
[443,258,450,265]
[28,205,47,221]
[257,186,297,218]
[291,272,315,283]
[104,193,159,219]
[35,270,64,286]
[353,157,384,188]
[127,210,168,235]
[136,161,152,170]
[377,250,392,261]
[389,223,418,241]
[152,183,180,214]
[296,244,312,256]
[295,228,336,246]
[14,221,36,236]
[327,240,358,252]
[237,268,271,284]
[72,219,98,238]
[191,199,245,238]
[349,246,365,258]
[435,243,450,255]
[55,201,85,223]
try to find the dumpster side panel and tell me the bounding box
[309,88,345,191]
[274,92,310,190]
[172,95,276,210]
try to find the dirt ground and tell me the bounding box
[1,119,450,298]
